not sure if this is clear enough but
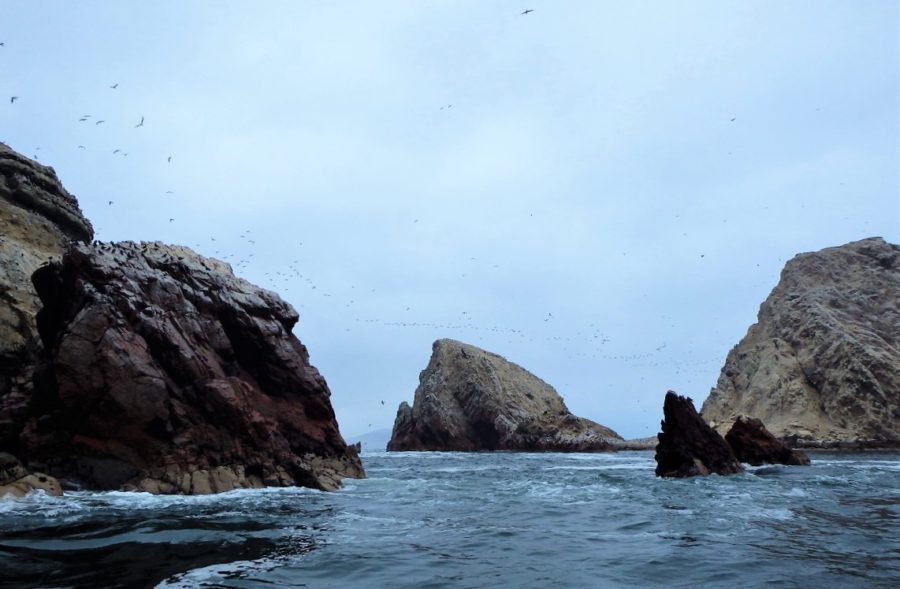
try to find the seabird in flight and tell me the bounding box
[10,96,18,104]
[110,83,118,89]
[521,9,534,15]
[95,120,105,125]
[135,116,144,128]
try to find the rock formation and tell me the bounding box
[388,339,622,451]
[1,143,93,452]
[725,417,810,466]
[702,238,900,446]
[655,391,742,477]
[0,452,62,498]
[0,143,362,494]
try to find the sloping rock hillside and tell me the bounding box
[388,339,622,451]
[0,143,362,493]
[702,238,900,445]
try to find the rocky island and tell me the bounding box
[702,238,900,447]
[388,339,622,451]
[0,142,363,494]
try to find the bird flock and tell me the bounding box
[1,8,763,432]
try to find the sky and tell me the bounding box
[1,1,898,441]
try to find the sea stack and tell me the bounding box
[388,339,622,451]
[725,417,810,466]
[701,238,900,447]
[0,142,363,494]
[655,391,742,477]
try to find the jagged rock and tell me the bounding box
[725,417,810,466]
[388,339,621,451]
[655,391,742,477]
[0,143,93,450]
[17,240,363,493]
[0,452,62,497]
[702,238,900,446]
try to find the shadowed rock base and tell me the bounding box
[725,417,810,466]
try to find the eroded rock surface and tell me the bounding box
[388,339,621,451]
[0,451,62,497]
[19,240,363,493]
[655,391,742,477]
[0,144,93,450]
[725,417,810,466]
[702,238,900,445]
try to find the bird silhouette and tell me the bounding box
[169,218,174,222]
[95,120,105,125]
[522,9,534,15]
[730,117,736,122]
[110,83,118,89]
[113,149,121,154]
[10,96,18,104]
[167,156,172,163]
[135,116,144,128]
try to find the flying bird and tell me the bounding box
[113,149,121,154]
[110,83,118,89]
[169,218,174,222]
[522,9,534,15]
[135,116,144,128]
[730,117,736,122]
[108,200,114,205]
[95,120,105,125]
[167,156,172,163]
[77,145,85,149]
[10,96,18,104]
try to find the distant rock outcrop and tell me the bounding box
[0,143,362,494]
[655,391,742,477]
[388,339,622,451]
[702,238,900,446]
[1,143,93,451]
[725,417,810,466]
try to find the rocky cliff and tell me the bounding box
[388,339,622,451]
[0,143,93,450]
[701,238,900,445]
[0,143,362,493]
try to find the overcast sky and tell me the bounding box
[2,1,898,440]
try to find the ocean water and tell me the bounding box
[1,451,898,588]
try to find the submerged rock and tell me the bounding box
[702,238,900,446]
[725,417,810,466]
[0,452,62,497]
[655,391,742,477]
[388,339,621,451]
[21,241,363,493]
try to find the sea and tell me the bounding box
[1,450,898,588]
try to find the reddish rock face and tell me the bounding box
[655,391,742,477]
[725,417,810,466]
[24,241,363,493]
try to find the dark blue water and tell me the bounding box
[1,451,898,588]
